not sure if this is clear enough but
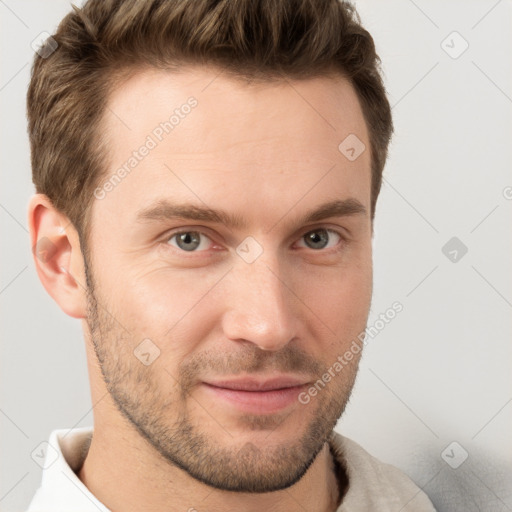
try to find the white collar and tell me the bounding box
[28,427,435,512]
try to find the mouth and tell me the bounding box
[201,376,311,414]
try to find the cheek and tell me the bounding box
[104,265,227,353]
[294,251,372,332]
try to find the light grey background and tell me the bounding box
[1,1,511,511]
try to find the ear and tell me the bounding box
[28,194,88,319]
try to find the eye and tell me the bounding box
[166,231,213,252]
[297,228,342,250]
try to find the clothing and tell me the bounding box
[27,427,436,511]
[331,434,436,511]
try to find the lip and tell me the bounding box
[203,376,309,391]
[201,375,310,414]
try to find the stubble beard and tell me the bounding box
[83,258,360,493]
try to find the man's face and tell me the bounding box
[85,66,373,492]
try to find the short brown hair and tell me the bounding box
[27,0,393,252]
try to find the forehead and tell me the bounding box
[94,66,371,232]
[104,66,369,151]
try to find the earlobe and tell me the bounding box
[28,194,88,319]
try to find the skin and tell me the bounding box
[28,66,373,512]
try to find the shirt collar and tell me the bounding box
[29,427,109,512]
[29,427,429,512]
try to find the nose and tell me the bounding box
[221,257,300,352]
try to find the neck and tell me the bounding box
[77,407,342,512]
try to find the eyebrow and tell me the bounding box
[135,198,367,230]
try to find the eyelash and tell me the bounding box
[162,227,346,255]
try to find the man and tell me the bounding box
[26,0,436,510]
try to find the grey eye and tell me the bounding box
[169,231,204,251]
[301,229,340,250]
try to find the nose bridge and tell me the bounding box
[222,253,298,351]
